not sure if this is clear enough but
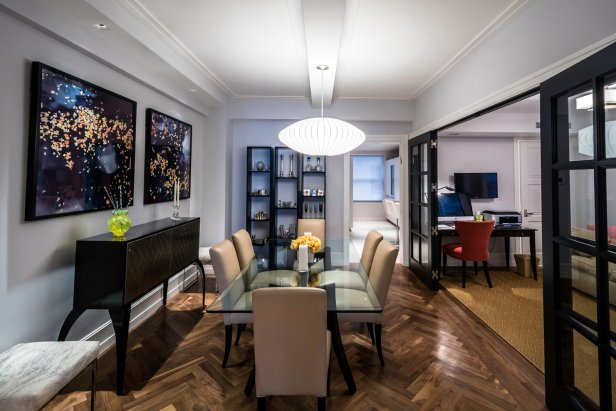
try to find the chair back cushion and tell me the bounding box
[232,229,255,270]
[368,240,399,307]
[454,220,495,261]
[253,287,329,397]
[210,240,241,291]
[298,219,325,243]
[360,230,383,276]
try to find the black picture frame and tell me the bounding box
[143,108,192,204]
[25,62,137,221]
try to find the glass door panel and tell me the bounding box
[408,132,437,290]
[605,74,616,159]
[559,169,596,242]
[558,244,598,324]
[561,327,600,405]
[541,42,616,410]
[557,84,595,162]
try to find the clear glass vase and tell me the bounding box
[107,209,132,237]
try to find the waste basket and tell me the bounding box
[514,254,540,278]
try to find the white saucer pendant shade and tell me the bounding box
[278,117,366,156]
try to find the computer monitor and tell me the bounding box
[437,192,473,219]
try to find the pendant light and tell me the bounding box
[278,65,365,156]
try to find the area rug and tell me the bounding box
[440,269,545,371]
[440,268,614,405]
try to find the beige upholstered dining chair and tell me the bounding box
[318,229,383,290]
[253,287,330,410]
[210,239,252,368]
[297,218,325,241]
[337,240,398,366]
[296,219,327,274]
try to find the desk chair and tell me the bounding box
[337,240,398,366]
[252,287,330,410]
[442,220,495,288]
[210,239,252,368]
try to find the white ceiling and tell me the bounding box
[1,0,530,108]
[132,0,525,105]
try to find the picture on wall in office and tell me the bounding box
[144,108,192,204]
[25,62,136,221]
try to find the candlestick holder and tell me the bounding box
[171,204,181,221]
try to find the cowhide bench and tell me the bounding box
[0,341,99,410]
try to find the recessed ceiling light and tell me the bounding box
[189,88,197,92]
[93,23,110,31]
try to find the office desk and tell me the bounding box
[436,225,538,281]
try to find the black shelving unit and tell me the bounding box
[299,155,326,220]
[271,147,299,268]
[246,147,274,245]
[273,147,299,238]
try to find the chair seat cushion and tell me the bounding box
[443,243,464,259]
[199,247,212,265]
[250,270,299,287]
[0,341,99,411]
[319,270,366,291]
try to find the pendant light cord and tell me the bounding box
[320,68,324,118]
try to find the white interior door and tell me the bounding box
[518,139,542,261]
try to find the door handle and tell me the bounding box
[524,209,534,217]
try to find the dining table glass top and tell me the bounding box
[206,240,382,314]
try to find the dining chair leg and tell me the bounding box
[244,364,255,397]
[257,396,266,411]
[327,359,331,395]
[235,323,244,346]
[474,261,478,276]
[482,261,493,288]
[317,396,326,411]
[222,324,232,368]
[366,322,375,345]
[462,261,467,288]
[375,323,384,366]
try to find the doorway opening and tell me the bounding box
[349,141,402,264]
[436,92,548,375]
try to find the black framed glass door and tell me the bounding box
[408,131,438,290]
[541,42,616,410]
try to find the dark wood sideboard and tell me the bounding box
[57,217,205,394]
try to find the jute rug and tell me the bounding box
[440,268,610,405]
[440,269,545,371]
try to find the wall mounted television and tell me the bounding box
[454,172,498,199]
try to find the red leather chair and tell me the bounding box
[442,220,495,288]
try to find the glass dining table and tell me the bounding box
[206,240,381,395]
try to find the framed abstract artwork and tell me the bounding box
[143,108,192,204]
[26,62,136,220]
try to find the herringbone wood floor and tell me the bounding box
[45,265,547,410]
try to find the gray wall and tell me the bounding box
[0,10,225,351]
[437,136,515,265]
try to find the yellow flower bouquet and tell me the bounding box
[290,235,321,253]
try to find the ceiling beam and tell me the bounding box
[302,0,346,109]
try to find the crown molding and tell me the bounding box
[408,0,533,100]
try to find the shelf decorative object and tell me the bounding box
[171,179,181,221]
[289,154,294,177]
[104,186,132,237]
[315,157,324,172]
[280,154,285,177]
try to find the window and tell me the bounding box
[352,155,384,201]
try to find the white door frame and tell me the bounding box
[343,134,409,266]
[513,135,541,255]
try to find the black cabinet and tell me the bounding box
[58,217,205,395]
[246,147,274,244]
